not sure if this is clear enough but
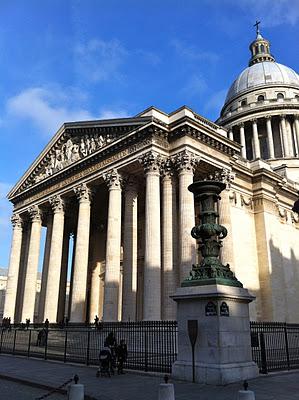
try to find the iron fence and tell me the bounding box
[2,320,299,374]
[0,321,177,373]
[250,321,299,373]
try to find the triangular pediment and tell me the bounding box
[8,116,152,200]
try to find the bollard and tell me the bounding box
[68,375,84,400]
[238,381,255,400]
[238,390,255,400]
[158,376,175,400]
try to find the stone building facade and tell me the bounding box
[3,30,299,323]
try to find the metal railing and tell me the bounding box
[0,321,177,373]
[250,321,299,373]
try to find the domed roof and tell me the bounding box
[225,61,299,105]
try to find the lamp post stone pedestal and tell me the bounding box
[171,177,259,384]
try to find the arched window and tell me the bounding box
[241,99,247,106]
[255,45,259,54]
[257,95,265,102]
[295,95,299,101]
[260,44,265,53]
[277,93,284,100]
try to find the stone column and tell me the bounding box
[57,227,70,323]
[3,214,23,321]
[228,128,233,141]
[286,116,294,157]
[239,123,247,159]
[140,151,162,320]
[89,260,101,321]
[38,214,53,322]
[174,150,198,282]
[122,176,138,321]
[21,206,42,322]
[265,116,275,159]
[161,161,178,320]
[294,116,299,156]
[280,115,290,157]
[102,170,122,321]
[252,119,261,159]
[43,196,65,322]
[70,183,92,322]
[219,170,235,270]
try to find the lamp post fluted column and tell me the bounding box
[70,183,93,322]
[3,214,23,321]
[43,195,65,322]
[21,205,42,322]
[103,169,122,321]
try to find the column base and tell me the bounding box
[172,360,259,385]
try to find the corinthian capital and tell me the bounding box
[28,205,42,222]
[160,158,174,179]
[139,151,163,174]
[172,150,199,174]
[220,168,235,189]
[49,195,65,213]
[103,169,122,190]
[11,213,23,229]
[74,183,93,203]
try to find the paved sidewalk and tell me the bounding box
[0,354,299,399]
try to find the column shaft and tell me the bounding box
[44,197,65,322]
[294,117,299,156]
[252,119,261,159]
[266,117,275,159]
[89,261,101,321]
[122,179,138,321]
[70,184,92,322]
[144,171,161,320]
[38,215,53,322]
[57,225,70,323]
[21,206,42,322]
[286,117,294,157]
[239,124,247,158]
[3,215,23,321]
[103,170,122,321]
[162,173,178,320]
[280,116,290,157]
[228,129,233,140]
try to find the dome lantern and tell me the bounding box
[249,21,275,66]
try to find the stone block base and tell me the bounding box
[172,360,259,385]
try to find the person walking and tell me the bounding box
[116,340,128,374]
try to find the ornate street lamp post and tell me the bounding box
[182,177,242,288]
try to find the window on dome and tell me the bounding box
[277,93,284,100]
[257,95,265,102]
[295,95,299,101]
[241,99,247,106]
[255,45,259,54]
[260,44,265,53]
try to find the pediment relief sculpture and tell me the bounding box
[23,132,115,191]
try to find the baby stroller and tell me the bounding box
[96,345,113,377]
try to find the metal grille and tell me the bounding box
[0,321,177,373]
[250,321,299,373]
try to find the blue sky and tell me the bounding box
[0,0,299,267]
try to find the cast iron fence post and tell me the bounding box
[12,329,17,355]
[284,323,290,370]
[27,329,31,357]
[0,328,3,354]
[144,325,148,372]
[86,330,90,365]
[44,329,48,360]
[260,332,268,374]
[64,330,68,363]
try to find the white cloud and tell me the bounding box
[6,87,94,136]
[234,0,299,27]
[75,38,128,82]
[171,39,219,63]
